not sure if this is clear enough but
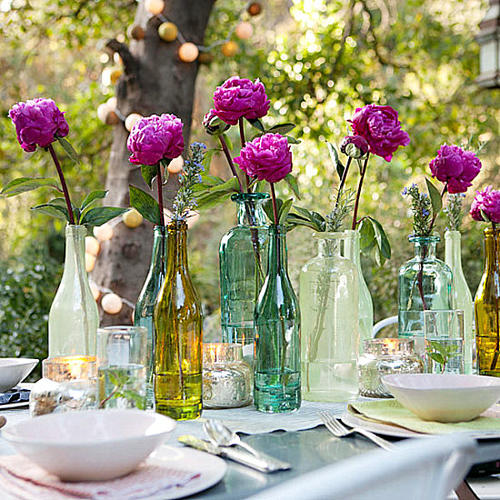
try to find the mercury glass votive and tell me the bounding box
[203,343,252,409]
[358,338,423,398]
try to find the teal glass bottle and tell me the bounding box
[219,193,269,359]
[133,226,166,409]
[254,224,301,413]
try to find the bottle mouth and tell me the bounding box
[231,192,270,202]
[312,231,345,240]
[408,234,440,243]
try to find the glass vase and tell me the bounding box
[475,228,500,376]
[48,225,99,361]
[300,232,359,402]
[445,230,474,374]
[220,193,269,361]
[398,235,453,339]
[133,226,167,409]
[254,224,301,413]
[154,220,203,420]
[343,229,373,346]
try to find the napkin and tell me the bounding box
[0,454,200,499]
[349,400,500,435]
[0,388,30,405]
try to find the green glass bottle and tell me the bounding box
[154,221,203,420]
[475,228,500,376]
[134,226,167,409]
[254,224,301,413]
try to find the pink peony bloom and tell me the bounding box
[349,104,410,162]
[471,186,500,224]
[340,135,369,158]
[127,113,184,166]
[213,77,270,126]
[9,98,69,152]
[234,133,292,183]
[429,145,481,194]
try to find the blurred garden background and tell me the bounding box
[0,0,498,362]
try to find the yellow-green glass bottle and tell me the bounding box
[154,220,203,420]
[475,228,500,376]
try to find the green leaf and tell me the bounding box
[81,190,108,211]
[285,135,300,144]
[202,148,218,171]
[267,123,296,135]
[425,177,443,215]
[56,137,80,164]
[428,352,445,365]
[128,185,161,225]
[247,118,265,132]
[278,198,293,224]
[263,197,283,223]
[80,206,127,226]
[192,174,227,192]
[284,174,300,199]
[195,177,241,210]
[1,177,61,197]
[369,217,392,260]
[31,203,69,221]
[222,133,234,152]
[359,218,376,253]
[287,206,325,231]
[141,165,158,188]
[326,142,344,180]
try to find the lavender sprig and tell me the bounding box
[326,188,356,232]
[443,193,465,232]
[172,142,206,220]
[402,183,433,237]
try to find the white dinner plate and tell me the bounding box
[341,411,500,440]
[148,445,227,499]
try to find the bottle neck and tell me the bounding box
[343,229,361,267]
[484,228,500,273]
[64,225,87,274]
[411,237,438,260]
[151,226,167,273]
[166,221,188,273]
[445,231,463,273]
[317,235,342,258]
[267,225,287,274]
[234,194,269,226]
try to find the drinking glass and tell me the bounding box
[97,326,147,409]
[423,310,465,374]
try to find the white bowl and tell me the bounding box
[2,409,176,481]
[0,358,38,392]
[383,373,500,423]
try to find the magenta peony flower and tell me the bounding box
[234,133,292,183]
[9,98,69,152]
[429,144,481,194]
[213,76,270,126]
[127,113,184,165]
[349,104,410,162]
[340,135,369,158]
[471,186,500,223]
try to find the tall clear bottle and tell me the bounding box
[48,225,99,360]
[154,221,203,420]
[254,224,301,413]
[300,232,359,402]
[445,230,474,374]
[219,193,269,360]
[134,226,167,409]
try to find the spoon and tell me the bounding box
[203,419,262,457]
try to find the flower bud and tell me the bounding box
[203,109,230,136]
[340,135,369,159]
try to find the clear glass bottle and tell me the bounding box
[154,221,203,420]
[48,225,99,360]
[133,226,167,409]
[300,232,359,402]
[475,228,500,376]
[343,229,373,346]
[398,235,453,338]
[220,193,269,360]
[254,224,301,413]
[445,230,474,374]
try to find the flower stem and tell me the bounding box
[270,183,279,226]
[218,135,243,193]
[351,153,370,230]
[490,222,499,371]
[238,118,250,191]
[157,164,165,229]
[48,144,75,225]
[335,157,352,208]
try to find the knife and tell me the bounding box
[178,435,291,473]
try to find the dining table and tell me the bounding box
[1,401,500,499]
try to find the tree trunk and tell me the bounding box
[93,0,215,325]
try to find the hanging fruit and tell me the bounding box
[158,22,178,42]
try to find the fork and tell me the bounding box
[319,411,394,451]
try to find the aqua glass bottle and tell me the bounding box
[133,226,167,409]
[300,232,359,402]
[254,224,301,413]
[398,235,453,337]
[48,225,99,361]
[154,221,203,420]
[445,230,474,374]
[343,229,373,347]
[219,193,269,360]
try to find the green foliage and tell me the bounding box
[129,185,162,226]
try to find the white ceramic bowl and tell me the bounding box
[383,373,500,423]
[2,409,176,481]
[0,358,38,392]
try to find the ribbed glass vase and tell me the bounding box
[219,193,269,360]
[154,221,203,420]
[475,228,500,377]
[134,226,167,409]
[445,230,474,374]
[48,225,99,360]
[300,231,359,402]
[254,224,301,413]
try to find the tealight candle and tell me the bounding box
[42,356,97,382]
[202,343,252,409]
